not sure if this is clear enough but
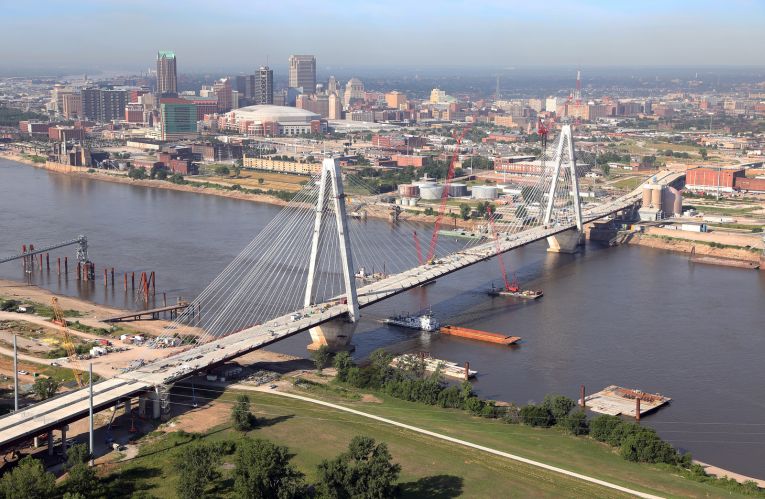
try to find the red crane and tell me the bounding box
[426,126,470,262]
[537,117,549,149]
[413,231,423,266]
[486,207,513,292]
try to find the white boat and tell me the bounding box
[383,311,440,332]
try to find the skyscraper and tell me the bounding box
[213,78,233,112]
[159,98,198,141]
[80,88,127,122]
[288,55,316,93]
[255,66,274,105]
[156,51,178,96]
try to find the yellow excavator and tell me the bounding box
[51,297,84,388]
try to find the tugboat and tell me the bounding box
[383,311,440,332]
[487,275,543,300]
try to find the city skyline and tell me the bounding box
[2,0,765,73]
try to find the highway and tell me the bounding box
[0,170,683,449]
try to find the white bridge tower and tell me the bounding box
[543,124,585,253]
[304,158,360,351]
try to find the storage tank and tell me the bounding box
[650,184,663,209]
[398,184,420,197]
[472,185,499,199]
[420,185,445,200]
[642,186,652,207]
[415,180,437,188]
[662,186,682,216]
[447,183,468,197]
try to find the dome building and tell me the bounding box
[217,105,326,136]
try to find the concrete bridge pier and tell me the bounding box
[47,432,54,456]
[547,229,584,253]
[307,318,357,352]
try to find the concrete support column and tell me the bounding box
[152,389,161,420]
[546,229,584,253]
[308,318,357,352]
[138,395,147,418]
[124,397,131,416]
[47,432,54,456]
[33,436,39,448]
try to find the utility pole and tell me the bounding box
[13,335,18,412]
[89,362,94,465]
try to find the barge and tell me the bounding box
[581,385,671,419]
[391,353,476,379]
[440,325,520,345]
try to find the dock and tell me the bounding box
[440,325,521,346]
[581,385,671,419]
[103,301,191,322]
[391,353,476,380]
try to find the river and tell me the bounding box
[1,158,763,478]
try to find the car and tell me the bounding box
[17,370,29,375]
[50,362,60,367]
[269,384,278,389]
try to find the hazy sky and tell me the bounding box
[2,0,764,72]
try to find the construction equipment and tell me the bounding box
[486,207,512,292]
[51,297,84,387]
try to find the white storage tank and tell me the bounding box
[420,185,444,200]
[447,183,468,197]
[472,185,499,199]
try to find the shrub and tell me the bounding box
[620,428,678,464]
[606,421,642,447]
[542,394,575,422]
[333,351,354,382]
[463,396,485,416]
[520,404,553,427]
[559,411,589,436]
[231,394,256,431]
[590,414,623,442]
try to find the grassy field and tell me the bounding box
[611,176,646,190]
[204,170,309,193]
[99,387,756,498]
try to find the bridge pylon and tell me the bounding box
[305,158,359,352]
[543,124,585,253]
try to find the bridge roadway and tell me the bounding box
[0,170,682,448]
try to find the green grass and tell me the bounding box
[688,205,756,216]
[612,176,645,190]
[100,388,758,498]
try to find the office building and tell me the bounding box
[385,91,406,110]
[288,55,316,92]
[344,78,365,108]
[213,78,233,112]
[62,93,82,119]
[81,88,127,122]
[255,66,274,104]
[159,98,198,141]
[157,51,178,96]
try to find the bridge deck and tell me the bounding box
[0,171,683,448]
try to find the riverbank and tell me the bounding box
[627,230,764,265]
[0,152,464,227]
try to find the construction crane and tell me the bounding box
[426,125,471,262]
[537,117,549,150]
[486,207,512,292]
[51,297,84,388]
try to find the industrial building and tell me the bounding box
[638,181,682,221]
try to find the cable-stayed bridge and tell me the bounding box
[0,126,683,449]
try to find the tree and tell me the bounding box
[519,404,553,427]
[233,166,241,177]
[66,443,90,468]
[215,165,230,176]
[333,351,354,382]
[258,177,265,185]
[541,394,575,422]
[127,167,147,180]
[64,463,101,498]
[316,436,401,499]
[559,411,589,436]
[234,438,306,499]
[590,414,623,442]
[173,442,221,498]
[459,203,471,220]
[0,456,56,499]
[699,148,708,160]
[620,428,677,464]
[33,377,60,400]
[312,345,331,373]
[232,394,255,431]
[156,169,168,180]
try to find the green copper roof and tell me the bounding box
[157,51,176,59]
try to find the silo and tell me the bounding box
[472,185,499,199]
[448,183,468,197]
[650,185,663,209]
[663,186,683,216]
[399,184,420,198]
[642,186,652,207]
[420,185,445,200]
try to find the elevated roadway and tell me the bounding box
[0,170,683,449]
